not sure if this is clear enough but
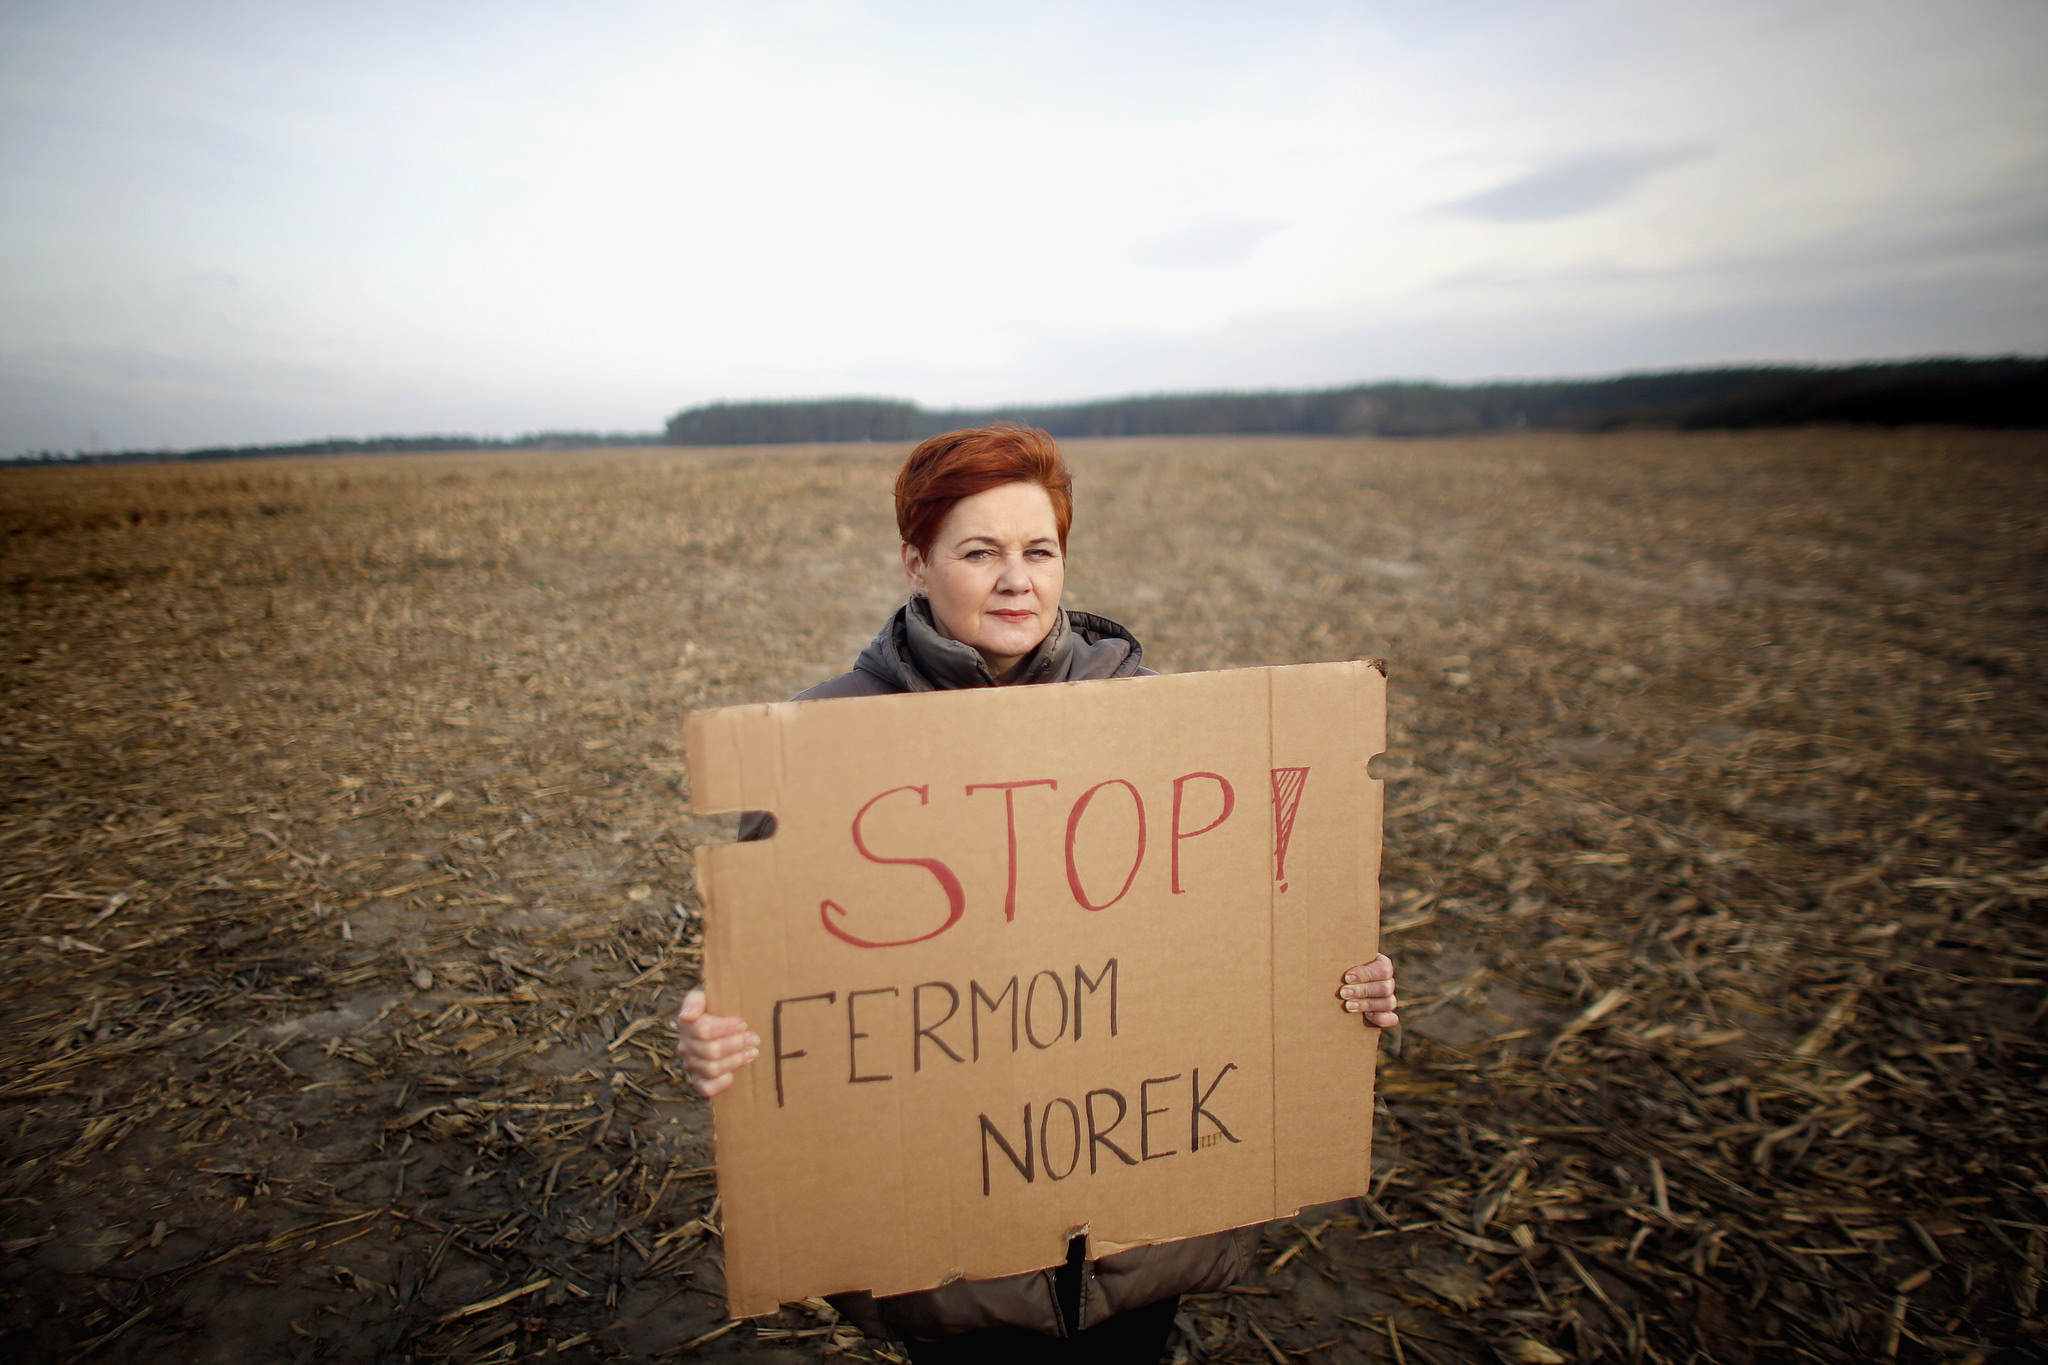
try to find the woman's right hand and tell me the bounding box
[675,986,759,1097]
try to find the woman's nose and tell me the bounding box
[995,554,1032,591]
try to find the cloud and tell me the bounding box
[961,211,2048,402]
[1131,214,1286,269]
[5,2,2044,449]
[1443,147,1711,222]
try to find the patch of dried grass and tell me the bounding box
[1,429,2043,1362]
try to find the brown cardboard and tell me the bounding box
[685,660,1386,1319]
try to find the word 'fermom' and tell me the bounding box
[769,958,1122,1106]
[819,767,1312,948]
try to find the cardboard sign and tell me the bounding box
[686,661,1385,1318]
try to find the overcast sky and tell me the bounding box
[3,0,2044,453]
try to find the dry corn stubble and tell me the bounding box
[0,429,2043,1363]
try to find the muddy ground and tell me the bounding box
[1,429,2043,1363]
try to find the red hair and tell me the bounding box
[895,424,1074,556]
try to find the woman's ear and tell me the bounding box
[901,542,925,597]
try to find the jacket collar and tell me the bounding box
[853,598,1140,692]
[900,595,1076,689]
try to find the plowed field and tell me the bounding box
[2,428,2043,1363]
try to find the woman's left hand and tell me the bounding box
[1340,953,1399,1027]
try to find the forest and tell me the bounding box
[15,356,2042,466]
[662,357,2048,445]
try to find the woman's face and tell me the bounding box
[903,481,1065,683]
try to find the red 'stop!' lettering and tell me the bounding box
[821,785,967,948]
[1064,779,1147,912]
[1269,767,1309,893]
[820,768,1294,943]
[1169,772,1235,894]
[965,780,1057,922]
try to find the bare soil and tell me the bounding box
[1,429,2043,1363]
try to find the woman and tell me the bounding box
[675,425,1399,1363]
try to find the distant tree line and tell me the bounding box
[11,357,2042,466]
[662,357,2048,445]
[662,399,932,445]
[6,430,666,467]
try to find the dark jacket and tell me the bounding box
[792,599,1257,1341]
[793,596,1151,700]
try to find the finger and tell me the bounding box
[1342,955,1393,985]
[685,1041,761,1078]
[677,1014,752,1059]
[686,1013,752,1042]
[673,994,699,1053]
[1343,993,1396,1015]
[681,1030,761,1062]
[1363,1009,1400,1028]
[683,1042,762,1097]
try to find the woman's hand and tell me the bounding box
[675,987,759,1097]
[1340,953,1399,1028]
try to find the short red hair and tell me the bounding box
[895,424,1074,557]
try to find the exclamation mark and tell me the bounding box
[1270,767,1309,892]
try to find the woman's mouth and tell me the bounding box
[987,609,1037,622]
